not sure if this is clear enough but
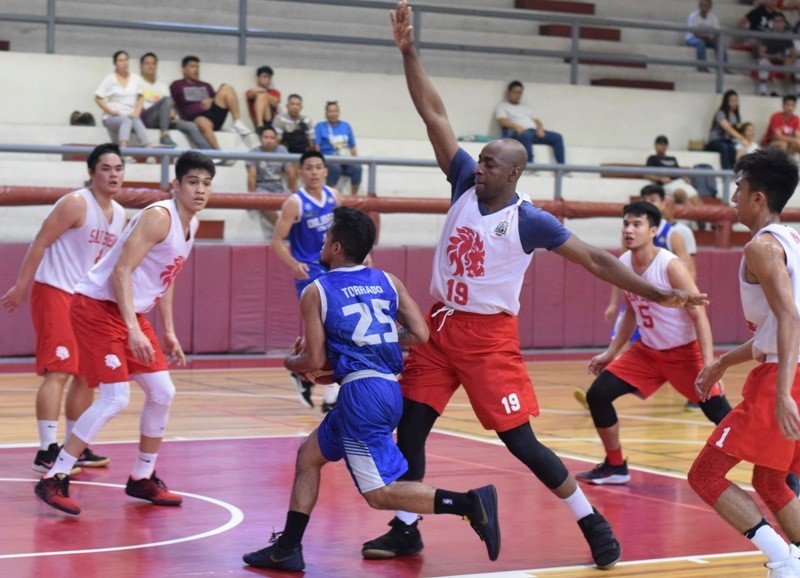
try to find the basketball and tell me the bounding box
[292,336,335,385]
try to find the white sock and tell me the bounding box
[759,82,768,95]
[46,449,77,478]
[64,420,77,443]
[131,452,157,480]
[37,420,58,450]
[750,523,791,564]
[323,383,339,404]
[395,510,419,525]
[560,486,594,521]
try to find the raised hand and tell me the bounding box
[390,0,414,53]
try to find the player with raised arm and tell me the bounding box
[1,143,126,474]
[271,150,342,412]
[244,207,501,571]
[689,148,800,577]
[34,151,214,516]
[575,201,731,485]
[360,2,708,570]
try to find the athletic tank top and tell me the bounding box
[34,188,125,293]
[430,188,533,315]
[622,248,697,350]
[314,265,404,382]
[740,223,800,363]
[76,199,198,313]
[288,187,336,265]
[654,220,673,251]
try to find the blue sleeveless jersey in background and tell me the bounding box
[314,265,404,382]
[288,187,336,265]
[654,221,672,250]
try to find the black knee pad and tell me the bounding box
[498,423,569,489]
[699,395,732,425]
[396,398,439,481]
[586,371,636,429]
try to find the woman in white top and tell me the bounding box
[95,50,152,156]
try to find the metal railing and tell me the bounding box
[0,143,735,203]
[1,0,798,94]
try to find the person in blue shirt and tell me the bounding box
[272,150,341,412]
[243,206,501,571]
[314,101,363,195]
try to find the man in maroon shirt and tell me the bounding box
[170,55,251,151]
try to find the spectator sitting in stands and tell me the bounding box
[495,80,565,164]
[738,0,779,54]
[273,94,316,155]
[246,126,297,225]
[761,94,800,152]
[95,50,152,159]
[686,0,727,72]
[314,101,362,195]
[754,13,798,96]
[704,89,749,169]
[645,135,700,201]
[245,65,281,135]
[170,55,252,152]
[736,122,760,158]
[139,52,214,151]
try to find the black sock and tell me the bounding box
[743,518,769,539]
[433,489,472,516]
[277,510,310,548]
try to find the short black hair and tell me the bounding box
[300,150,326,167]
[140,52,158,65]
[329,206,376,264]
[112,50,128,63]
[175,150,215,181]
[784,94,798,105]
[623,200,662,228]
[182,55,200,68]
[734,147,799,213]
[256,65,274,77]
[260,126,278,136]
[640,183,665,201]
[87,143,122,172]
[287,93,302,102]
[655,135,669,145]
[507,80,523,92]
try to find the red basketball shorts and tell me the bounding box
[30,281,80,376]
[400,304,539,432]
[70,294,167,388]
[706,363,800,472]
[605,340,723,403]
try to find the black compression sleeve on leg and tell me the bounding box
[585,371,637,429]
[699,394,732,425]
[498,422,569,489]
[396,398,440,481]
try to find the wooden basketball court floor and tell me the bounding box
[0,356,781,577]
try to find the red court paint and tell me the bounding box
[0,433,752,576]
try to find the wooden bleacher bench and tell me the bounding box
[591,78,675,91]
[540,24,620,42]
[515,0,595,15]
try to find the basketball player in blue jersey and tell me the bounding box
[272,150,342,412]
[244,207,501,571]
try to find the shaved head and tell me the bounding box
[485,139,528,171]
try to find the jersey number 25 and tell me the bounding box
[342,299,399,346]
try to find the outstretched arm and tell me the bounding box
[391,1,458,175]
[552,235,708,308]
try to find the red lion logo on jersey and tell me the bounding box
[160,256,186,290]
[447,226,485,278]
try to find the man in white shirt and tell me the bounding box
[495,80,565,165]
[686,0,727,72]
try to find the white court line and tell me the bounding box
[0,432,308,450]
[0,477,244,559]
[432,549,761,578]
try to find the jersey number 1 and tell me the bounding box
[342,299,399,346]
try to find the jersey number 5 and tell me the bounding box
[637,305,654,328]
[342,299,399,346]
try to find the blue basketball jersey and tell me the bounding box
[314,266,404,381]
[654,220,672,250]
[288,187,337,265]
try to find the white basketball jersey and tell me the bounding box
[77,199,198,313]
[622,248,697,350]
[430,188,533,315]
[34,188,125,294]
[740,223,800,363]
